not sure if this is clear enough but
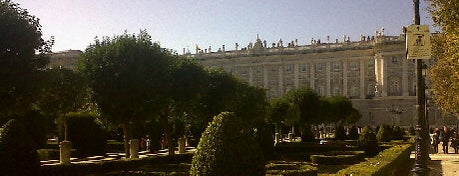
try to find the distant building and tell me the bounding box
[48,50,82,70]
[186,32,445,127]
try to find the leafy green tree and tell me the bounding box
[79,30,170,157]
[157,58,208,155]
[38,68,87,115]
[326,96,355,124]
[195,69,267,137]
[268,98,298,135]
[286,87,321,140]
[427,0,459,114]
[0,0,52,119]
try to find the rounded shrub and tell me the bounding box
[300,125,315,142]
[376,124,392,142]
[358,126,379,157]
[0,119,41,175]
[408,126,416,135]
[347,126,359,140]
[392,126,404,140]
[334,125,346,140]
[190,112,265,176]
[254,122,274,159]
[58,112,107,157]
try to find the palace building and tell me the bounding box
[185,31,442,126]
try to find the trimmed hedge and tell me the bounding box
[58,112,107,157]
[266,162,317,176]
[334,144,413,176]
[310,151,365,165]
[41,153,193,175]
[0,119,41,175]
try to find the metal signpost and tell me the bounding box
[410,1,431,175]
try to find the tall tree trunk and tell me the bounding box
[160,114,174,156]
[123,121,131,158]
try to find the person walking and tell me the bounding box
[441,126,450,154]
[451,132,459,154]
[432,131,440,154]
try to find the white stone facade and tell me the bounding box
[188,35,442,126]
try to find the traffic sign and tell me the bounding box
[406,25,431,59]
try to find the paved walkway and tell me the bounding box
[40,147,196,166]
[410,142,459,176]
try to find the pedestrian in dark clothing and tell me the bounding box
[441,126,450,154]
[432,133,439,154]
[451,132,459,154]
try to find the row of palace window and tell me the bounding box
[230,61,375,75]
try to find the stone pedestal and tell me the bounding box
[274,132,280,145]
[59,141,71,164]
[178,137,186,154]
[130,139,139,159]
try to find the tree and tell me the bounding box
[38,68,87,115]
[195,69,267,136]
[0,0,52,119]
[268,98,298,134]
[427,0,459,115]
[326,96,355,124]
[286,87,321,140]
[157,58,209,155]
[79,30,171,157]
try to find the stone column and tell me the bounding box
[310,63,315,89]
[248,66,254,86]
[178,137,186,154]
[278,65,284,96]
[343,61,348,96]
[60,141,71,164]
[402,58,409,96]
[263,65,269,89]
[130,139,140,159]
[326,62,331,96]
[359,60,366,99]
[294,63,299,89]
[382,58,388,96]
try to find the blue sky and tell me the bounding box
[16,0,435,53]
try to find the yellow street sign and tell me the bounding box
[406,25,431,59]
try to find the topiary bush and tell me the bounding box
[392,126,404,140]
[58,112,107,157]
[254,122,274,159]
[376,124,392,142]
[190,112,265,176]
[358,126,379,157]
[347,126,359,140]
[0,119,41,175]
[334,125,346,140]
[408,126,416,135]
[300,124,315,142]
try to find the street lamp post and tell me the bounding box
[412,0,430,175]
